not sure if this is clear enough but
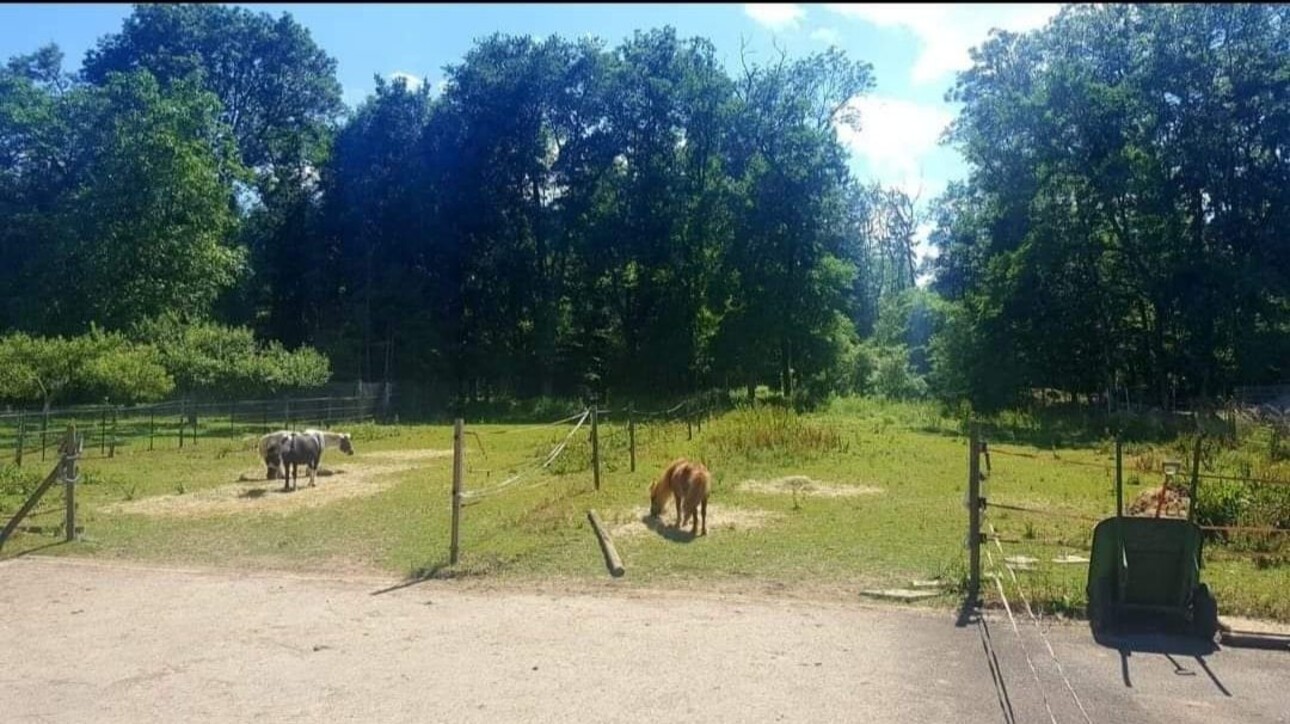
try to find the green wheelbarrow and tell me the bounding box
[1085,449,1219,640]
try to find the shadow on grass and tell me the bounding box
[371,553,520,596]
[1,539,70,560]
[643,514,700,543]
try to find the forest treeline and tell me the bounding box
[1,4,1285,411]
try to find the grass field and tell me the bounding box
[1,398,1286,622]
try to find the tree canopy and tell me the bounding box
[1,3,1285,413]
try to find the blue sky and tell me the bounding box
[0,3,1058,221]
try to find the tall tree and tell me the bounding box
[82,3,343,180]
[933,3,1290,410]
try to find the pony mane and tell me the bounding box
[650,458,689,508]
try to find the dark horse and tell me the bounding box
[266,431,325,492]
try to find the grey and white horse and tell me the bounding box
[257,429,354,480]
[267,430,350,492]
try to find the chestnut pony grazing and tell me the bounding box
[648,458,711,536]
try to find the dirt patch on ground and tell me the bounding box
[100,449,452,519]
[737,476,883,498]
[609,505,784,539]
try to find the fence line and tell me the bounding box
[446,394,718,563]
[1,393,383,465]
[1,426,82,550]
[987,502,1102,524]
[461,410,590,503]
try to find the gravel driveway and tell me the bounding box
[2,557,1286,723]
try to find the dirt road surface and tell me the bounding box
[2,556,1286,723]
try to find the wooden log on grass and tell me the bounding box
[587,509,625,578]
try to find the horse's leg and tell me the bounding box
[309,462,317,488]
[700,496,707,536]
[674,491,683,528]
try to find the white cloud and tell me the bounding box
[388,71,425,91]
[809,27,842,45]
[743,3,805,30]
[834,96,953,197]
[823,3,1059,83]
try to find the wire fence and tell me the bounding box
[445,392,723,563]
[967,426,1286,635]
[0,393,385,465]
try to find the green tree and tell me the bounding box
[131,315,330,398]
[0,329,173,409]
[716,45,873,399]
[933,4,1290,409]
[62,71,244,331]
[82,3,343,179]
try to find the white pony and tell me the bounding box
[256,429,354,480]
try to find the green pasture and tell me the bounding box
[1,399,1285,622]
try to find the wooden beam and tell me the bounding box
[587,509,625,578]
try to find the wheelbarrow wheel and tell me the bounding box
[1191,583,1219,641]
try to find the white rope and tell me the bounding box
[461,410,589,501]
[475,410,590,435]
[986,546,1058,724]
[988,521,1095,724]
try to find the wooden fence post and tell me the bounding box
[63,425,79,543]
[100,409,106,455]
[15,413,24,466]
[191,410,198,446]
[1114,437,1123,517]
[109,407,117,458]
[591,404,601,491]
[40,410,48,462]
[628,403,636,473]
[1187,434,1203,524]
[451,417,463,566]
[967,423,982,602]
[179,412,185,448]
